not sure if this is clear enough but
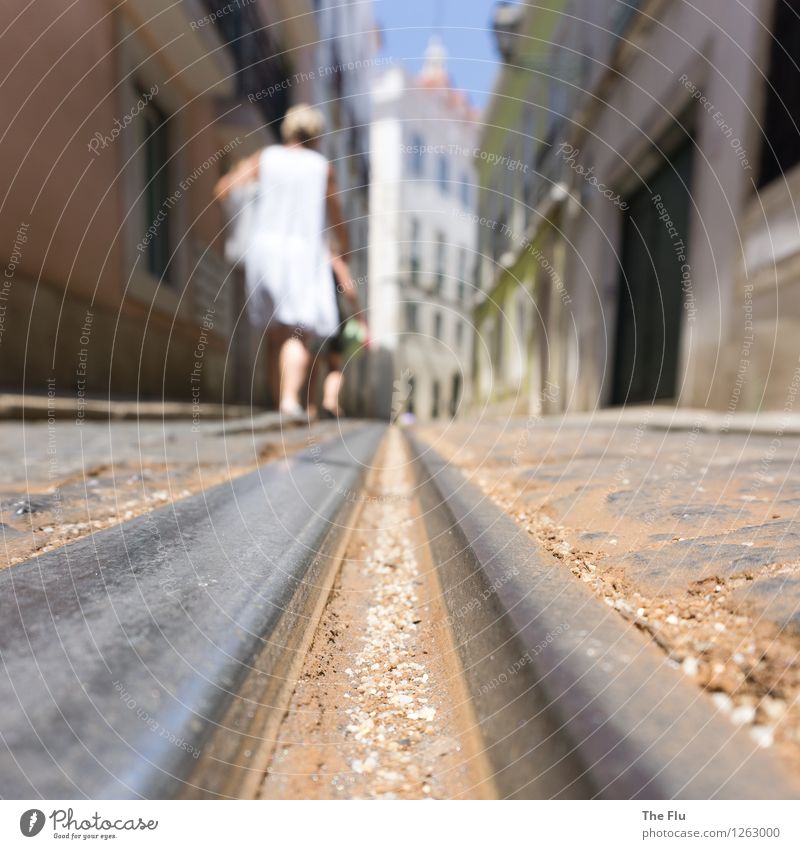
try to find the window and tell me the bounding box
[460,174,470,208]
[432,380,440,419]
[493,318,504,371]
[438,156,448,192]
[433,311,443,339]
[456,320,464,348]
[435,232,446,294]
[142,94,172,282]
[405,301,418,332]
[410,133,424,177]
[410,217,421,286]
[457,248,467,304]
[492,216,506,263]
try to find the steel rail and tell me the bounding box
[0,423,385,799]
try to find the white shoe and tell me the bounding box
[279,401,307,424]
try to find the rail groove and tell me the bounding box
[405,431,800,799]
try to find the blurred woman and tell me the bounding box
[214,104,353,419]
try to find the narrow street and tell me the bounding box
[4,0,800,831]
[2,412,798,800]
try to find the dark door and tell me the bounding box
[612,140,693,404]
[450,373,461,417]
[431,380,440,419]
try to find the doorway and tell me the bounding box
[612,139,694,404]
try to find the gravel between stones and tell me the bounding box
[260,429,492,799]
[418,425,800,780]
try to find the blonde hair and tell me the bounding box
[280,104,325,146]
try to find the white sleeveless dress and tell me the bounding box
[223,181,258,267]
[244,145,339,336]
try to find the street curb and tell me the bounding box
[0,423,385,799]
[472,406,800,438]
[0,393,258,422]
[405,431,800,800]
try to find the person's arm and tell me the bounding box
[326,165,350,258]
[331,253,370,349]
[331,253,358,312]
[214,151,260,203]
[327,166,368,339]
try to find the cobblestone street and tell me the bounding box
[0,414,343,568]
[416,410,800,774]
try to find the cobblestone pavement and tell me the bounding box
[415,411,800,772]
[0,413,344,569]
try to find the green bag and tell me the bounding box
[341,317,367,362]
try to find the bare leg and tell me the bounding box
[306,354,322,420]
[322,371,342,414]
[265,326,285,409]
[279,334,310,412]
[322,352,343,415]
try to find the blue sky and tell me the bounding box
[373,0,502,111]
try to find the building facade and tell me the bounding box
[473,0,567,417]
[368,39,478,421]
[476,0,800,416]
[0,0,374,409]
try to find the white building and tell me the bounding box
[368,38,478,421]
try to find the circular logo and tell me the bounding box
[19,809,46,837]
